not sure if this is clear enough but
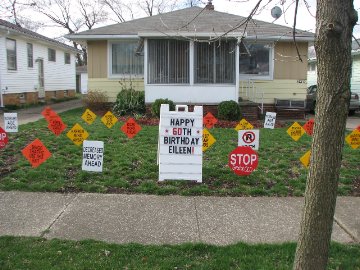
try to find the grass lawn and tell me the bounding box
[0,236,359,270]
[0,108,359,196]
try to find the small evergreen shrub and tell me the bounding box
[151,98,175,118]
[113,89,145,116]
[82,90,109,111]
[217,100,241,121]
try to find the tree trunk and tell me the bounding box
[293,1,357,269]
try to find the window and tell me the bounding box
[195,40,236,84]
[27,43,33,68]
[6,38,17,70]
[148,39,189,84]
[65,52,71,64]
[239,43,272,78]
[308,62,316,72]
[48,48,56,62]
[111,40,144,76]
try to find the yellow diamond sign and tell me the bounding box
[235,118,254,131]
[202,128,216,152]
[345,129,360,149]
[300,150,311,168]
[67,123,89,146]
[101,111,118,128]
[81,109,97,125]
[287,122,305,141]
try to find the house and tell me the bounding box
[308,40,360,95]
[0,19,79,107]
[76,65,88,94]
[67,2,314,117]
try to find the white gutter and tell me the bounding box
[246,35,315,42]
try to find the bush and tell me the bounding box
[82,90,109,111]
[113,90,145,116]
[151,98,175,118]
[217,100,240,121]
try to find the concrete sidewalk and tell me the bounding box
[0,191,358,245]
[0,99,83,125]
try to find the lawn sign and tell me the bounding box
[264,112,276,129]
[82,109,97,125]
[203,112,218,129]
[202,128,216,152]
[228,146,259,176]
[4,113,18,132]
[101,111,118,128]
[0,127,8,149]
[287,122,305,141]
[82,140,104,172]
[235,118,254,131]
[67,123,89,146]
[121,118,142,139]
[21,138,51,168]
[238,129,260,150]
[158,104,203,182]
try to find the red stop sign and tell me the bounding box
[228,146,259,176]
[0,127,9,149]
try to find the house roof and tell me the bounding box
[0,19,80,53]
[67,6,314,42]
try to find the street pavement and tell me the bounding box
[0,101,359,245]
[0,192,358,245]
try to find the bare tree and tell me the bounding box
[29,0,108,65]
[137,0,177,16]
[102,0,135,22]
[293,0,357,268]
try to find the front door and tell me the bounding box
[37,59,45,98]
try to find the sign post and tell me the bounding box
[158,104,203,182]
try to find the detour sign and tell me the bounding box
[228,146,259,176]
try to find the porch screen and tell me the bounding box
[112,41,144,75]
[148,39,189,84]
[195,40,236,84]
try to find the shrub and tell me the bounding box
[217,100,240,121]
[151,98,175,118]
[82,90,109,111]
[113,90,145,116]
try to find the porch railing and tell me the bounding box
[239,79,264,114]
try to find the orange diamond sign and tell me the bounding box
[101,111,118,128]
[82,109,97,125]
[42,106,58,122]
[303,119,315,136]
[235,118,254,131]
[22,138,51,168]
[202,128,216,152]
[287,122,305,141]
[121,118,142,139]
[203,112,218,129]
[67,123,89,146]
[48,116,67,136]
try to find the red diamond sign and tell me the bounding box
[21,139,52,168]
[303,119,315,136]
[121,118,142,139]
[203,112,218,129]
[0,127,9,149]
[48,116,67,136]
[42,106,58,122]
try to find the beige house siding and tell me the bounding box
[274,42,308,80]
[239,80,307,104]
[88,40,107,78]
[88,78,144,102]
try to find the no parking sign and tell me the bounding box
[238,129,259,150]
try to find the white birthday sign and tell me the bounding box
[158,104,203,182]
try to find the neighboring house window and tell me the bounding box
[148,39,189,84]
[27,43,33,68]
[111,40,144,76]
[65,52,71,64]
[48,48,56,62]
[308,62,316,72]
[239,43,273,79]
[194,40,236,84]
[6,38,17,70]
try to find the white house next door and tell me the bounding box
[37,59,45,98]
